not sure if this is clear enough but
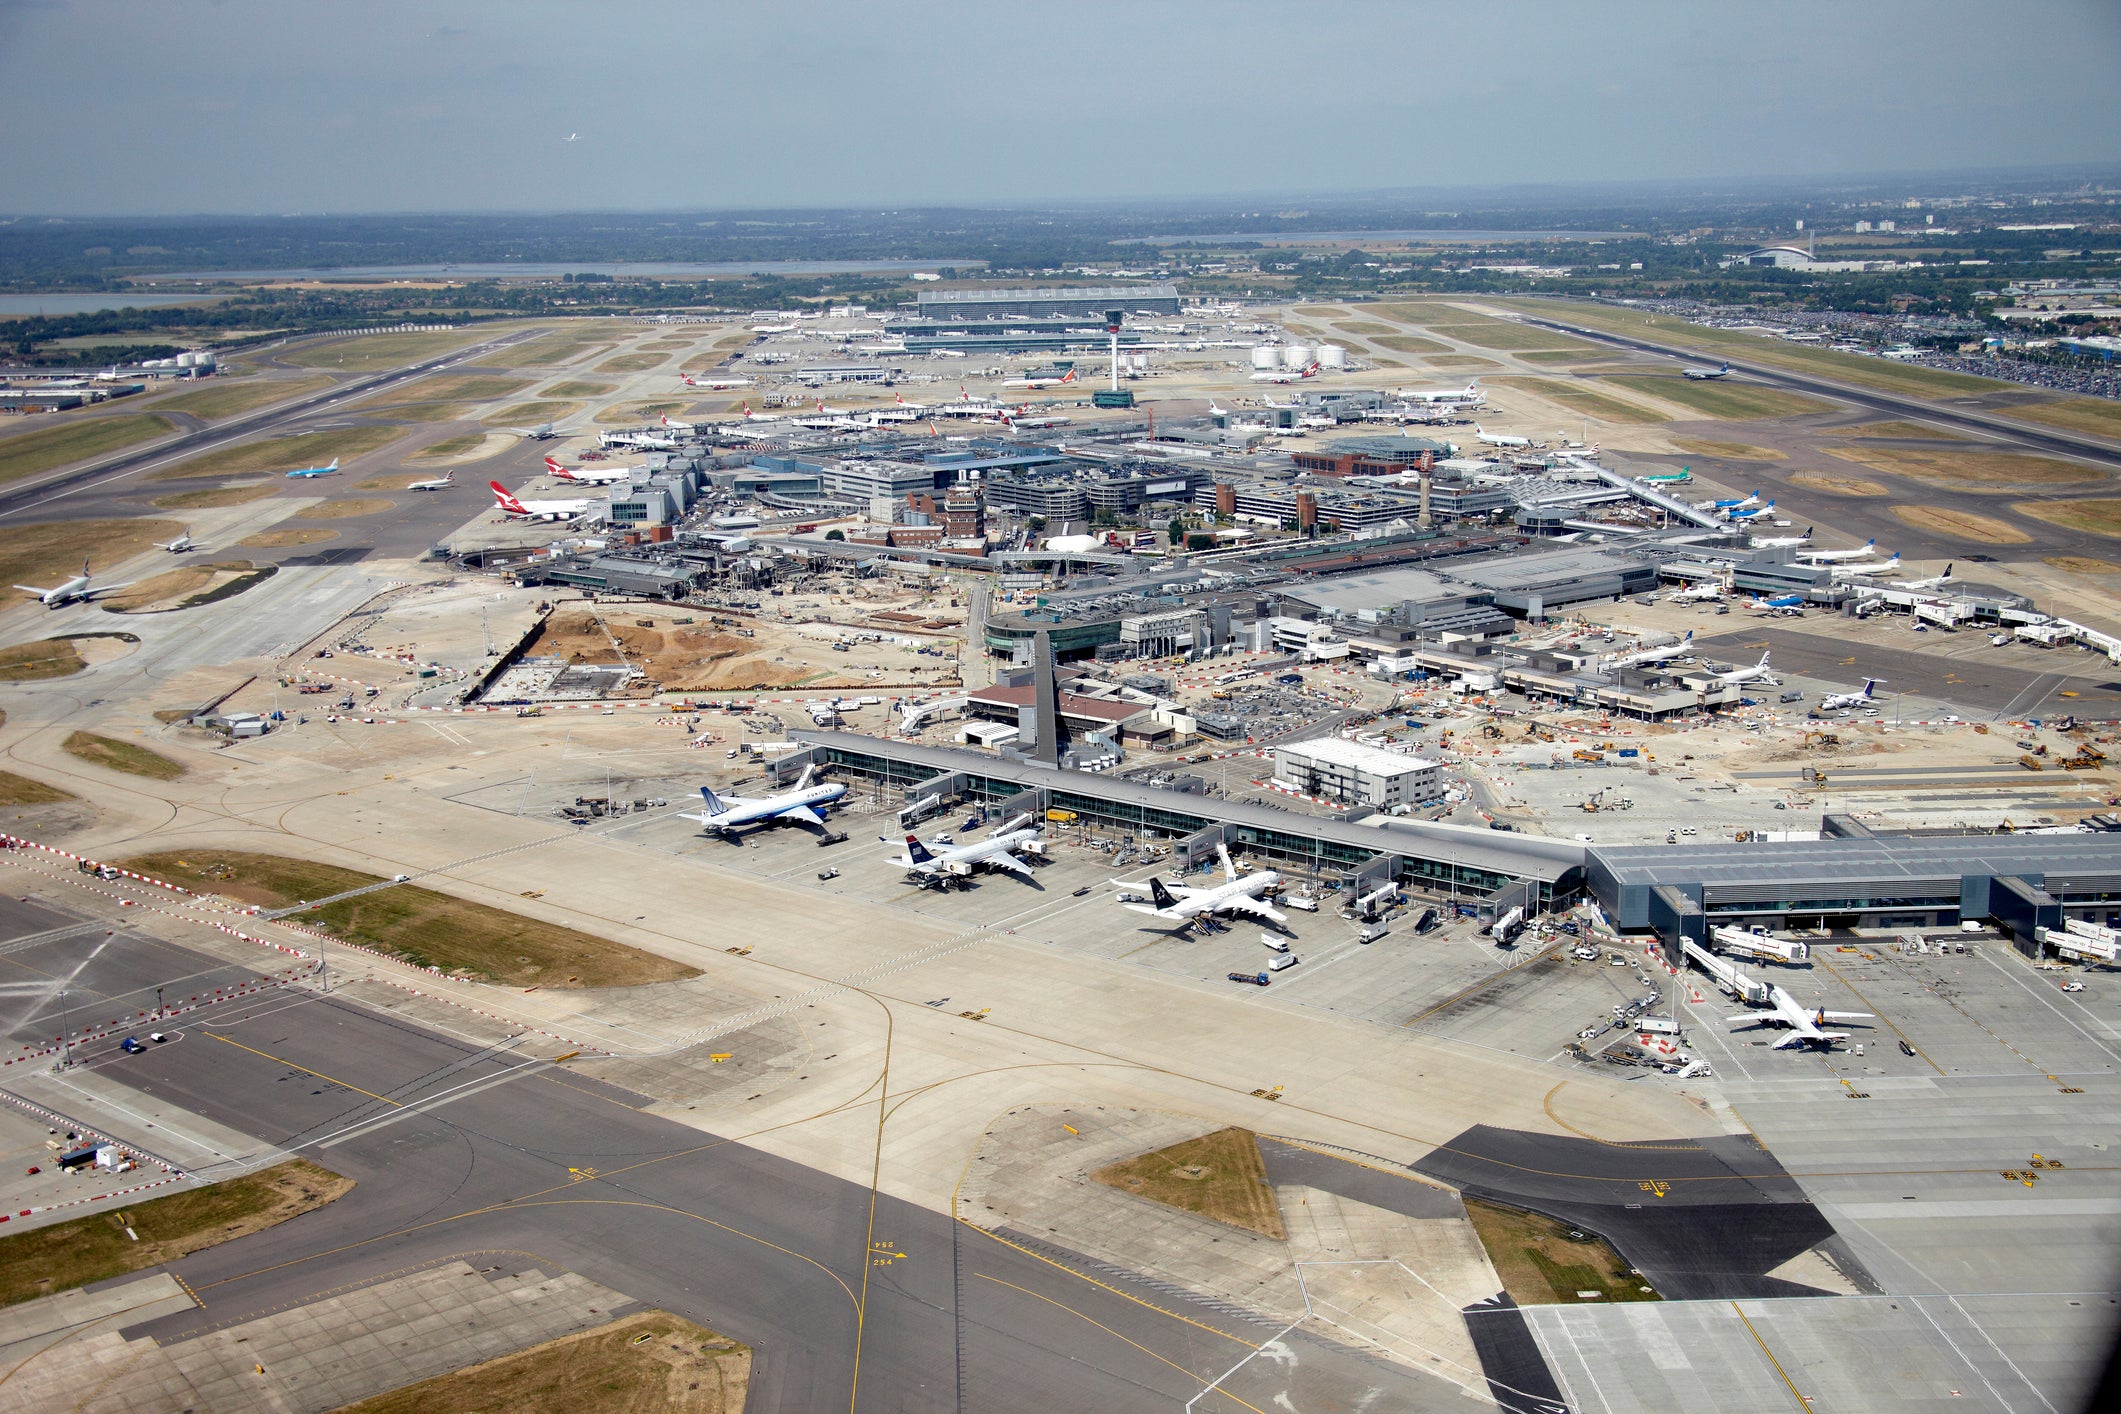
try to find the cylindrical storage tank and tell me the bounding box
[175,352,199,368]
[196,352,216,367]
[1282,344,1313,370]
[1251,346,1281,370]
[1316,343,1346,370]
[1132,354,1149,373]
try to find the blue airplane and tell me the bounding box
[1727,499,1775,522]
[1701,489,1758,510]
[284,458,340,479]
[1749,592,1806,615]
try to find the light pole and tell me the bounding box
[58,989,70,1069]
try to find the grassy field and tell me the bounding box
[63,731,185,780]
[1486,297,2011,399]
[595,352,670,374]
[1092,1127,1284,1238]
[484,400,582,427]
[1431,325,1594,354]
[543,380,615,397]
[102,560,272,613]
[1670,437,1787,460]
[147,374,332,421]
[1371,334,1453,356]
[0,639,88,681]
[294,497,395,520]
[1462,1198,1659,1305]
[1332,320,1396,336]
[1827,444,2104,489]
[1842,419,1969,441]
[595,400,684,425]
[0,1160,349,1308]
[240,527,338,548]
[1426,355,1501,370]
[336,1310,749,1414]
[2017,499,2121,538]
[0,518,183,607]
[0,414,175,486]
[120,850,698,988]
[1791,470,1889,497]
[150,424,406,480]
[0,770,74,805]
[1491,377,1668,425]
[280,329,485,371]
[351,373,531,412]
[2006,399,2121,442]
[1891,505,2032,544]
[495,331,622,368]
[1602,375,1836,420]
[2048,555,2121,574]
[1515,350,1597,364]
[150,481,279,509]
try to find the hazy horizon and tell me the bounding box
[2,0,2117,217]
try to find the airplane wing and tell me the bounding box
[11,585,54,595]
[80,582,137,599]
[781,806,824,827]
[983,851,1032,877]
[1121,903,1186,921]
[1819,1010,1873,1024]
[1219,896,1287,924]
[679,813,731,831]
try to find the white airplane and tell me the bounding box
[1696,490,1759,512]
[501,422,558,440]
[1820,678,1884,711]
[1251,361,1321,385]
[682,373,754,390]
[1748,592,1807,616]
[737,403,790,422]
[600,430,677,451]
[1683,362,1733,381]
[891,393,934,412]
[659,415,697,435]
[1751,525,1813,549]
[1729,984,1872,1049]
[13,558,135,608]
[884,814,1042,880]
[1894,563,1954,591]
[543,455,636,486]
[1475,425,1531,449]
[405,471,456,492]
[1118,844,1285,929]
[1669,581,1725,604]
[1002,367,1079,391]
[155,532,195,553]
[489,481,593,521]
[1832,553,1901,580]
[1796,538,1876,563]
[681,764,846,836]
[1726,500,1776,522]
[1399,381,1482,405]
[1707,650,1774,686]
[284,458,340,479]
[1610,630,1694,670]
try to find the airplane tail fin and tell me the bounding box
[793,763,815,790]
[325,459,338,471]
[904,834,934,865]
[1060,367,1077,383]
[698,784,728,816]
[1148,878,1179,910]
[489,482,527,513]
[1216,842,1238,882]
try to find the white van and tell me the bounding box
[1260,933,1291,954]
[1284,895,1320,913]
[1357,926,1386,944]
[1268,953,1299,971]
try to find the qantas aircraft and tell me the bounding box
[543,456,636,486]
[489,481,593,521]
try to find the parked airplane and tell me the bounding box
[1697,490,1759,511]
[12,559,134,608]
[1640,470,1692,485]
[885,813,1041,880]
[1002,367,1078,390]
[1748,592,1807,616]
[1610,630,1694,670]
[660,415,696,435]
[1683,361,1733,381]
[1751,526,1813,549]
[406,471,456,492]
[681,373,755,390]
[283,458,340,479]
[1820,678,1884,711]
[1710,650,1775,686]
[1399,381,1482,404]
[1796,538,1876,563]
[1894,563,1954,591]
[489,481,592,521]
[543,456,635,486]
[600,430,677,451]
[1250,361,1321,385]
[1474,425,1531,449]
[1117,844,1285,929]
[1668,580,1725,604]
[1729,984,1872,1049]
[1726,500,1776,522]
[155,532,195,553]
[681,764,846,836]
[1832,553,1901,579]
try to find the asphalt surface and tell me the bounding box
[0,914,1461,1411]
[1512,311,2121,469]
[1693,625,2121,720]
[1412,1125,1844,1302]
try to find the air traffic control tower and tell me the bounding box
[1028,629,1067,766]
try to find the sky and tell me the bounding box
[3,0,2118,215]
